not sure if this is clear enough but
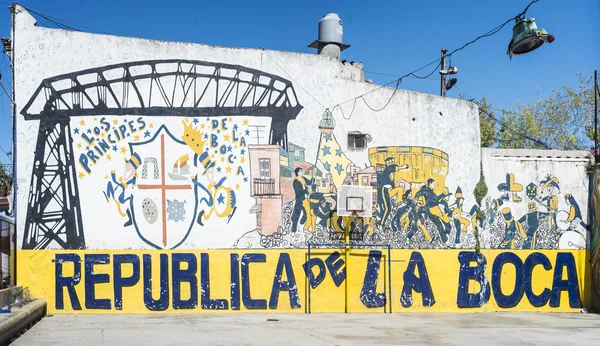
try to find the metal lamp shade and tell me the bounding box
[507,18,554,58]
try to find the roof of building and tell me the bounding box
[288,142,304,151]
[485,148,593,160]
[357,166,376,174]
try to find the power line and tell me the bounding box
[325,0,541,118]
[331,58,441,114]
[455,86,551,149]
[0,145,11,160]
[262,49,326,109]
[22,6,110,35]
[364,71,437,80]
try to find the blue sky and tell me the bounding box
[0,0,598,165]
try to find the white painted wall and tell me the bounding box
[18,5,586,252]
[481,148,591,250]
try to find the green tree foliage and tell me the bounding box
[478,97,498,147]
[497,73,595,150]
[0,163,11,197]
[0,150,12,197]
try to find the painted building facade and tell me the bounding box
[11,6,592,313]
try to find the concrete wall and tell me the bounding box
[11,5,591,313]
[12,6,481,251]
[481,149,591,250]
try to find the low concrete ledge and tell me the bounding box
[0,299,46,345]
[0,286,24,308]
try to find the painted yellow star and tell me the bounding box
[226,165,232,174]
[78,172,85,179]
[224,134,231,142]
[77,143,82,148]
[240,157,246,164]
[120,147,127,154]
[220,157,225,162]
[106,154,112,161]
[149,123,154,129]
[200,123,205,129]
[113,119,119,125]
[80,120,85,126]
[234,145,238,150]
[242,119,248,126]
[228,117,233,122]
[134,135,140,141]
[236,183,240,190]
[93,117,98,121]
[100,132,105,137]
[104,174,108,179]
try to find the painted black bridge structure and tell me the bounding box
[20,59,304,250]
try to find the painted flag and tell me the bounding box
[317,132,352,187]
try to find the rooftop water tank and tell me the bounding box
[318,13,344,44]
[308,13,350,58]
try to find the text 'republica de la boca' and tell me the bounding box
[53,250,583,312]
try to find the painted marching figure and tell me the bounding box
[437,187,453,237]
[415,178,448,243]
[104,153,141,227]
[192,150,237,226]
[375,157,408,225]
[540,175,560,228]
[564,193,585,229]
[517,202,548,250]
[499,207,527,249]
[452,187,469,244]
[291,167,314,233]
[181,120,237,226]
[315,197,334,228]
[479,197,496,230]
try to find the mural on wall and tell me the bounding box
[20,59,303,250]
[235,112,588,251]
[101,118,247,249]
[18,59,588,252]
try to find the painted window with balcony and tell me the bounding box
[259,158,271,179]
[254,158,275,195]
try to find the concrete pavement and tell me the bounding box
[11,312,600,345]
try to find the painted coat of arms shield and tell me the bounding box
[128,125,198,249]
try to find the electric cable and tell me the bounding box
[0,145,11,160]
[326,0,542,118]
[454,86,550,149]
[22,6,109,35]
[262,49,326,109]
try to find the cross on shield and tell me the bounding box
[128,125,198,249]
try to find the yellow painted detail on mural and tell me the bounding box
[17,249,589,314]
[368,146,449,195]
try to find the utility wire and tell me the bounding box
[325,0,541,118]
[262,49,326,109]
[22,6,110,35]
[364,71,437,80]
[0,145,11,160]
[455,86,551,149]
